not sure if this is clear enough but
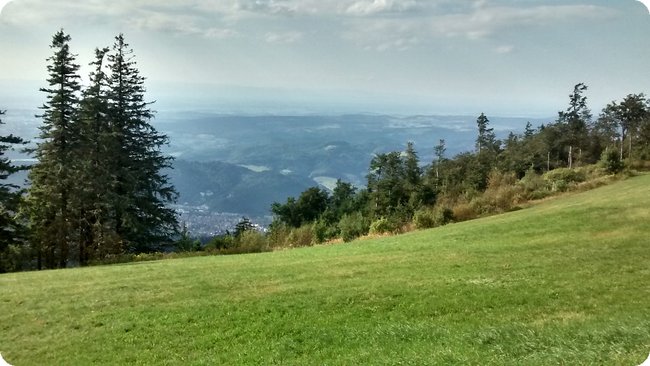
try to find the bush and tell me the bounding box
[313,219,339,244]
[0,245,29,273]
[369,217,395,235]
[518,170,549,200]
[452,202,478,222]
[339,212,370,242]
[174,233,201,252]
[481,184,522,213]
[267,222,292,249]
[413,209,436,229]
[543,168,586,192]
[413,206,454,229]
[487,170,517,190]
[599,149,624,174]
[286,224,316,247]
[230,230,268,254]
[205,235,235,251]
[435,207,455,225]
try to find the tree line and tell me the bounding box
[2,31,650,270]
[0,30,178,272]
[266,83,650,245]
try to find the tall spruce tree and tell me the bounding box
[557,83,591,167]
[0,109,27,272]
[25,30,82,269]
[74,47,116,264]
[476,113,498,155]
[105,34,178,252]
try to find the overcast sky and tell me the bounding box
[1,0,649,116]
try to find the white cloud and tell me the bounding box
[344,3,614,51]
[345,0,418,16]
[0,0,621,50]
[264,31,303,44]
[204,28,239,39]
[495,45,514,54]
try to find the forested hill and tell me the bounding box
[167,160,314,216]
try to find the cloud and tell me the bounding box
[234,0,297,16]
[430,4,613,40]
[343,2,615,51]
[264,31,303,44]
[374,37,418,52]
[0,0,618,49]
[345,0,419,16]
[204,28,240,39]
[495,45,514,54]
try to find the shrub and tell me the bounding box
[487,170,517,190]
[339,212,370,242]
[413,206,454,230]
[267,222,292,249]
[452,202,478,222]
[230,230,269,254]
[435,206,455,225]
[313,219,339,244]
[484,184,522,213]
[599,149,624,174]
[413,209,436,229]
[205,235,235,251]
[369,217,395,235]
[543,168,586,192]
[0,245,29,273]
[518,170,549,200]
[286,224,316,247]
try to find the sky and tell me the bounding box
[1,0,649,116]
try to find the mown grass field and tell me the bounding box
[1,175,650,365]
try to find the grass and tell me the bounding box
[1,175,650,365]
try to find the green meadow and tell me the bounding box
[1,175,649,365]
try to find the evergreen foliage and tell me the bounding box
[25,30,83,269]
[556,83,591,167]
[22,31,178,269]
[2,30,650,271]
[0,109,27,272]
[234,217,254,237]
[269,83,650,247]
[104,34,178,252]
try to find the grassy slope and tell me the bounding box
[1,175,649,365]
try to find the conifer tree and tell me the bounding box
[557,83,591,167]
[404,142,421,189]
[104,34,178,251]
[433,139,446,181]
[74,47,115,263]
[0,109,27,272]
[25,30,82,269]
[476,113,498,154]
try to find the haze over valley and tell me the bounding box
[0,105,545,234]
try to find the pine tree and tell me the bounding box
[104,34,178,252]
[474,113,499,190]
[234,217,254,237]
[616,93,647,163]
[476,113,497,154]
[557,83,591,167]
[404,142,422,189]
[25,30,82,269]
[433,139,446,181]
[0,109,27,272]
[74,47,116,264]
